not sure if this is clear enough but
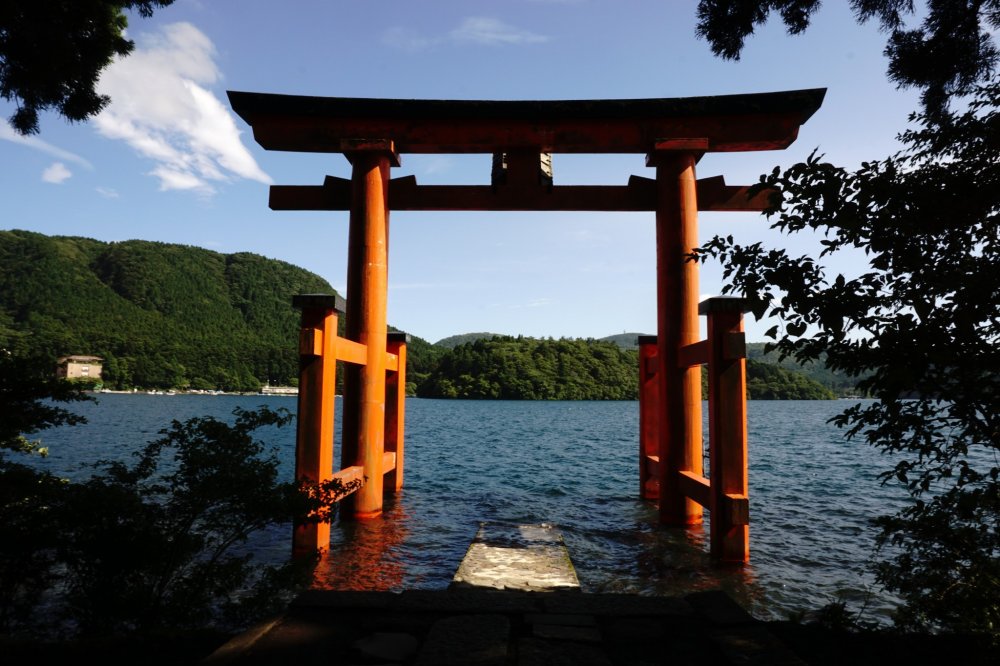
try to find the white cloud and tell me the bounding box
[382,17,549,52]
[41,162,72,184]
[94,22,271,194]
[1,121,93,168]
[96,187,120,199]
[450,17,549,46]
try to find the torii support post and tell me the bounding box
[291,293,343,558]
[639,298,751,563]
[702,297,750,563]
[651,147,704,527]
[341,144,399,521]
[638,335,660,500]
[385,332,408,493]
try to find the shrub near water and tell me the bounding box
[0,353,354,642]
[53,407,315,636]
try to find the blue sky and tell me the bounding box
[1,0,921,344]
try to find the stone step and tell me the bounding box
[450,522,581,592]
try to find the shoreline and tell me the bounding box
[93,388,299,397]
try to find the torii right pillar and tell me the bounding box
[650,144,704,527]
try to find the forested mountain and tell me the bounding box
[419,335,835,400]
[419,336,639,400]
[744,360,836,400]
[0,230,445,392]
[596,334,857,395]
[433,332,501,348]
[0,230,324,391]
[1,230,841,398]
[598,332,648,349]
[746,342,864,395]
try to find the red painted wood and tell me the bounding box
[292,305,339,558]
[677,470,712,510]
[334,337,368,366]
[331,465,365,488]
[653,151,704,527]
[382,451,396,473]
[677,340,709,368]
[341,151,393,521]
[234,92,818,565]
[268,175,771,213]
[228,90,826,155]
[385,335,407,493]
[704,298,750,563]
[638,338,660,500]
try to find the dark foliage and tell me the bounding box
[52,406,328,636]
[1,396,357,641]
[694,78,1000,636]
[745,359,836,399]
[0,353,95,631]
[695,0,1000,120]
[0,1,175,134]
[0,351,92,454]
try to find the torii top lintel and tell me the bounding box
[227,88,826,155]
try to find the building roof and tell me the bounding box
[57,355,104,363]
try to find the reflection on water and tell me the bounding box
[313,497,411,591]
[33,394,908,623]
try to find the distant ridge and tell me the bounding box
[598,332,651,350]
[434,332,503,348]
[436,332,653,350]
[0,226,855,398]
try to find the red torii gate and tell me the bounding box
[228,89,825,563]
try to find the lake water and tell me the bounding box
[30,393,909,623]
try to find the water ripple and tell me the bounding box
[32,395,909,623]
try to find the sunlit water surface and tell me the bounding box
[34,394,910,622]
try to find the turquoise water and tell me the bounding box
[30,393,907,622]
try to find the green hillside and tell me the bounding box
[419,336,640,400]
[418,335,835,400]
[744,360,836,399]
[433,332,501,348]
[746,342,865,396]
[0,230,444,392]
[597,334,859,396]
[0,230,327,391]
[0,230,841,399]
[598,332,649,350]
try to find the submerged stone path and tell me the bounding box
[203,524,811,665]
[200,523,996,664]
[451,522,580,592]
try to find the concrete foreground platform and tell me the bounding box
[202,587,808,665]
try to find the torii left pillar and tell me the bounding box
[650,145,704,527]
[291,293,341,558]
[340,142,399,520]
